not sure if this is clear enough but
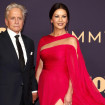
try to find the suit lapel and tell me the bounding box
[21,35,30,69]
[4,31,20,66]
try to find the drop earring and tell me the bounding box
[51,23,53,33]
[65,23,69,33]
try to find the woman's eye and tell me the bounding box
[55,16,59,18]
[62,16,67,18]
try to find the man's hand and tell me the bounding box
[32,92,38,104]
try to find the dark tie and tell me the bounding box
[15,35,25,70]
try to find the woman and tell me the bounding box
[36,3,105,105]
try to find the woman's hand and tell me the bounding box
[64,92,72,105]
[64,80,73,105]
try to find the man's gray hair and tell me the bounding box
[5,3,27,20]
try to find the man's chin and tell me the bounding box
[12,29,21,33]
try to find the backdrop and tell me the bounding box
[0,0,105,104]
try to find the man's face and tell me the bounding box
[5,8,24,34]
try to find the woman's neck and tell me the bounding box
[51,29,67,37]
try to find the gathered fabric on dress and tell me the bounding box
[36,33,105,105]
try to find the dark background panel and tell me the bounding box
[0,0,105,104]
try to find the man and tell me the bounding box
[0,3,38,105]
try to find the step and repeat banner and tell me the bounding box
[0,0,105,104]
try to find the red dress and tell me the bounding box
[36,33,105,105]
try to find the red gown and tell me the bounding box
[36,33,105,105]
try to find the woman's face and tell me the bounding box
[51,8,68,30]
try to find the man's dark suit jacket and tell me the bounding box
[0,30,38,105]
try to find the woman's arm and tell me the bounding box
[64,37,77,105]
[64,80,73,105]
[35,59,43,82]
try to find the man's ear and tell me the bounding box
[5,18,8,27]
